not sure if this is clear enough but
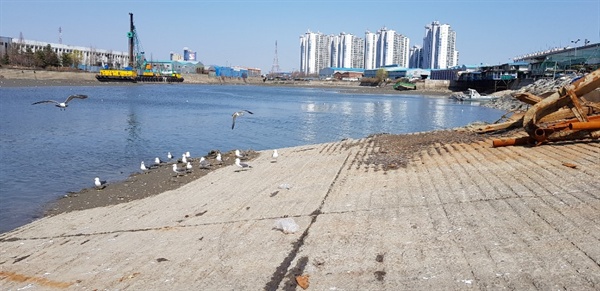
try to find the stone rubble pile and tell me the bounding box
[483,75,581,112]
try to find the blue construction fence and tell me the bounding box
[213,66,248,78]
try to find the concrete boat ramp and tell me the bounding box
[1,136,599,290]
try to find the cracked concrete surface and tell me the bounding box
[1,136,599,290]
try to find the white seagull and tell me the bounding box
[181,154,187,164]
[172,163,186,176]
[235,158,252,170]
[231,110,254,129]
[154,157,163,165]
[140,161,148,171]
[272,149,279,162]
[32,94,88,110]
[186,161,193,173]
[167,152,173,160]
[94,177,107,189]
[199,156,211,169]
[216,152,223,165]
[235,149,245,159]
[185,151,191,158]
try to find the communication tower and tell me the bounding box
[270,41,280,74]
[58,27,62,44]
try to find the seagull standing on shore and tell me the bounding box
[216,153,223,165]
[186,161,193,173]
[235,149,246,159]
[272,149,279,162]
[31,94,88,110]
[140,161,148,171]
[231,110,253,129]
[172,164,186,176]
[181,154,188,164]
[185,151,191,158]
[199,156,211,169]
[167,152,173,160]
[235,158,252,170]
[94,177,107,189]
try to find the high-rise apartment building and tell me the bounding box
[421,21,458,69]
[337,33,364,68]
[300,30,332,75]
[409,45,422,69]
[300,21,456,74]
[364,31,377,70]
[375,27,410,68]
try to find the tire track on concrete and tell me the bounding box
[264,148,353,291]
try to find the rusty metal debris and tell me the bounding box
[480,68,600,147]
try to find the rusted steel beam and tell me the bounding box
[522,69,600,136]
[567,89,589,122]
[512,92,543,105]
[474,119,523,133]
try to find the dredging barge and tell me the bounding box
[95,13,184,83]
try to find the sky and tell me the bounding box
[1,0,599,73]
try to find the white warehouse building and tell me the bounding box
[0,36,129,70]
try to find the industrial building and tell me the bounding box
[0,36,129,70]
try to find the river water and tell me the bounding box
[0,84,505,233]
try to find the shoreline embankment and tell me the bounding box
[0,67,453,96]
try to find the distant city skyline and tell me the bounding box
[0,0,598,72]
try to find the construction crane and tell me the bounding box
[96,13,183,83]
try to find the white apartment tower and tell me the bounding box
[409,45,422,68]
[422,21,458,69]
[337,33,364,68]
[375,27,410,68]
[300,31,331,75]
[364,31,377,69]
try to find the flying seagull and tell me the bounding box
[94,177,107,189]
[231,110,253,129]
[32,94,88,110]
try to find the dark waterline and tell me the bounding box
[0,84,505,233]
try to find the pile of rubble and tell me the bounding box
[473,69,600,146]
[483,75,582,112]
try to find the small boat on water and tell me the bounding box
[451,88,497,101]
